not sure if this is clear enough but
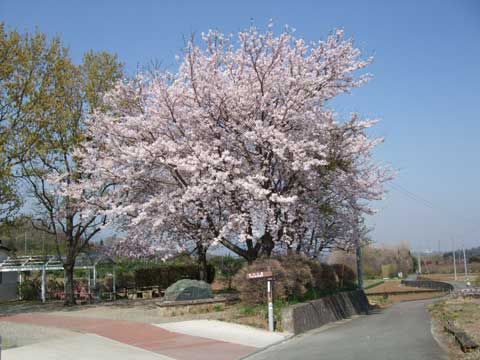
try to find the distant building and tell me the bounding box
[0,241,18,301]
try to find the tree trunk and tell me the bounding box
[355,245,364,290]
[197,243,208,282]
[260,232,274,257]
[246,247,258,264]
[63,263,76,306]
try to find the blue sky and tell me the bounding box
[2,0,479,251]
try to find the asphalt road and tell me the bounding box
[447,280,470,290]
[246,299,448,360]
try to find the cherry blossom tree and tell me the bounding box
[76,25,391,267]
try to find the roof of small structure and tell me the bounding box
[0,252,115,272]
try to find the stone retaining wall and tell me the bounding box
[401,280,453,292]
[456,288,480,298]
[281,290,370,334]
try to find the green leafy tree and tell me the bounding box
[0,215,66,255]
[1,23,123,305]
[0,22,52,221]
[209,256,244,289]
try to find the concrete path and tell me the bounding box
[3,333,173,360]
[245,299,448,360]
[0,320,77,349]
[0,313,256,360]
[155,320,291,348]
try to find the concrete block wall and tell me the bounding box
[281,290,370,334]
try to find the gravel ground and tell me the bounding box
[0,321,77,349]
[0,299,227,324]
[49,304,227,323]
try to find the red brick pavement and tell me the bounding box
[0,313,256,360]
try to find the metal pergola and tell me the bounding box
[0,253,116,303]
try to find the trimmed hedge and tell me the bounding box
[134,264,215,289]
[233,258,288,305]
[331,263,356,288]
[233,257,353,305]
[308,261,338,292]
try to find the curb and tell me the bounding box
[238,333,295,359]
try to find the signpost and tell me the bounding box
[247,270,274,332]
[246,271,273,280]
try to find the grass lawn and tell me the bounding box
[419,273,480,283]
[368,291,445,308]
[365,280,437,294]
[363,279,384,289]
[366,280,445,308]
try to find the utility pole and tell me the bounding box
[452,239,457,281]
[417,252,422,274]
[463,245,468,280]
[356,243,364,290]
[354,215,363,290]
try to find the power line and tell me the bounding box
[387,182,480,249]
[388,183,434,209]
[389,183,436,209]
[388,182,478,226]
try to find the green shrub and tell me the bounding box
[381,263,398,278]
[240,304,261,316]
[117,271,135,289]
[307,261,338,293]
[232,256,352,305]
[233,255,317,304]
[19,279,40,300]
[134,263,215,289]
[277,255,314,301]
[47,279,60,289]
